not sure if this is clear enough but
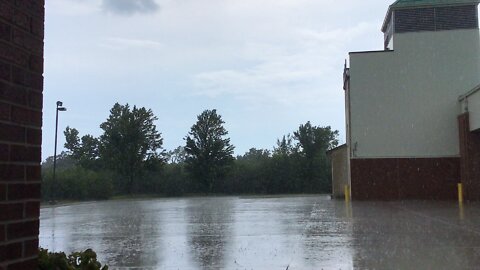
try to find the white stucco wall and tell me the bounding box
[349,29,480,158]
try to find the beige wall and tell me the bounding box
[330,145,348,198]
[349,29,480,158]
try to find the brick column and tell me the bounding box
[0,0,44,269]
[458,113,480,201]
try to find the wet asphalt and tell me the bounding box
[40,195,480,269]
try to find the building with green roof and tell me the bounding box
[335,0,480,200]
[382,0,480,47]
[391,0,480,8]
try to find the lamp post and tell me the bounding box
[53,101,67,188]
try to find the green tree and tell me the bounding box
[293,122,338,159]
[64,127,100,169]
[273,134,296,157]
[64,127,81,156]
[232,148,271,194]
[166,146,187,164]
[185,109,235,193]
[293,122,339,192]
[42,151,76,171]
[239,148,271,161]
[99,103,164,194]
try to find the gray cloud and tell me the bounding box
[102,0,159,15]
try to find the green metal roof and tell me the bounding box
[382,0,480,31]
[391,0,480,8]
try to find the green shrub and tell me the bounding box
[42,167,114,201]
[38,248,108,270]
[162,164,188,196]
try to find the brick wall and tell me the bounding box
[458,113,480,201]
[351,157,459,200]
[0,0,44,269]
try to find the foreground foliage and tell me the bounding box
[38,248,108,270]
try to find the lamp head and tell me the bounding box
[57,107,67,112]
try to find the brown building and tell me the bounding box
[327,144,348,199]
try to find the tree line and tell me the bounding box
[41,103,339,200]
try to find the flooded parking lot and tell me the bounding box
[40,195,480,269]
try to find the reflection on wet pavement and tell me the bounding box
[40,196,480,269]
[186,198,234,269]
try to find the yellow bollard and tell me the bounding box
[345,198,353,219]
[459,201,465,220]
[458,183,464,204]
[344,185,350,202]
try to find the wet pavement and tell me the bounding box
[40,195,480,269]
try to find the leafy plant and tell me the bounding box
[38,248,108,270]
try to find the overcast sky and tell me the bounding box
[43,0,390,159]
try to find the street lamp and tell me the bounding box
[53,101,67,189]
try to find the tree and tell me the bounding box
[99,103,164,194]
[166,146,187,164]
[273,134,296,157]
[271,135,301,193]
[233,148,271,194]
[185,109,235,193]
[64,127,100,169]
[64,127,99,169]
[80,135,100,163]
[42,151,76,171]
[293,122,339,159]
[293,122,339,192]
[238,148,271,161]
[64,126,81,156]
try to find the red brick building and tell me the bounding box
[0,0,44,268]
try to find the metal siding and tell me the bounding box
[394,5,479,33]
[395,8,435,33]
[436,5,479,30]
